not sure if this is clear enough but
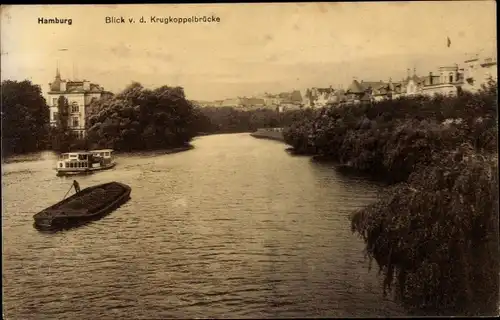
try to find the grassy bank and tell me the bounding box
[284,80,499,315]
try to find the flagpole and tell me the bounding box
[57,48,68,78]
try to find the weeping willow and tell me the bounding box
[351,145,499,316]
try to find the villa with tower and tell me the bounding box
[47,68,113,138]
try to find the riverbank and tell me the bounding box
[2,144,195,164]
[250,128,285,142]
[283,82,499,316]
[156,144,194,154]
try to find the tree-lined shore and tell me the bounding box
[194,106,306,135]
[284,80,499,316]
[1,80,305,156]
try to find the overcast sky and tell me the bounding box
[1,2,497,101]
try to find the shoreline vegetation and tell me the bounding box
[284,80,499,316]
[1,80,305,158]
[1,145,195,165]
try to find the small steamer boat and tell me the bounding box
[55,149,116,176]
[33,181,131,230]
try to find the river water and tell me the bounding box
[2,133,405,319]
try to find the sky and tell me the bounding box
[1,2,497,101]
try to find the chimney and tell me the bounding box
[429,72,433,85]
[60,81,67,92]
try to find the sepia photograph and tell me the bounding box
[1,2,498,319]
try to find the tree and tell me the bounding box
[1,80,50,157]
[86,82,200,151]
[50,96,73,152]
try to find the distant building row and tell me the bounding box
[305,53,497,108]
[194,90,304,111]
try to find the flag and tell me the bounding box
[447,37,451,48]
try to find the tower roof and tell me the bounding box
[50,67,62,91]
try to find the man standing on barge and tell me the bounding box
[73,180,81,193]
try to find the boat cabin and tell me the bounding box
[56,149,114,171]
[90,149,113,158]
[90,149,114,165]
[57,152,93,169]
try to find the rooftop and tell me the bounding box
[48,68,107,94]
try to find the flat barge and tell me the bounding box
[33,181,131,230]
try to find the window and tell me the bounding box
[53,112,59,121]
[52,98,58,106]
[449,73,454,83]
[72,117,79,128]
[71,102,79,113]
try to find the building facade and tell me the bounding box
[462,55,498,93]
[308,87,336,108]
[420,65,464,97]
[48,69,113,138]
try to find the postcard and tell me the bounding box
[1,2,498,319]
